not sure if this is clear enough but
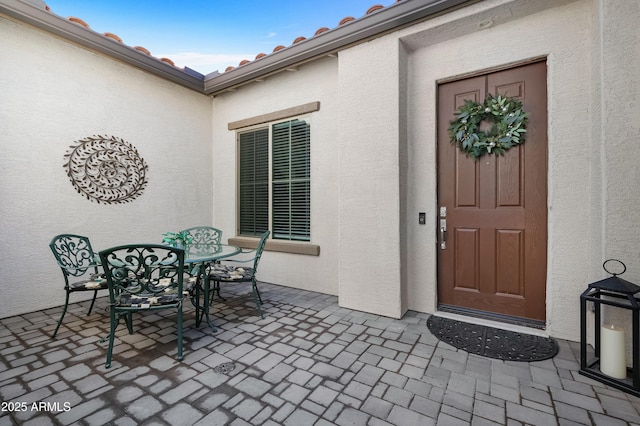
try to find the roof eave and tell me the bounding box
[204,0,477,96]
[0,0,205,93]
[2,0,479,96]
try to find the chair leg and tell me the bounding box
[254,282,263,304]
[177,307,183,361]
[105,310,117,368]
[124,313,133,334]
[191,280,202,327]
[208,280,215,304]
[202,276,217,332]
[87,290,98,315]
[213,280,226,301]
[53,291,71,338]
[251,279,264,319]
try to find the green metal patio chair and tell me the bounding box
[99,244,185,368]
[180,226,223,249]
[207,230,270,319]
[49,234,107,338]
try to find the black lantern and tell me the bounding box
[580,259,640,396]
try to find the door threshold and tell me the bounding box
[436,305,549,337]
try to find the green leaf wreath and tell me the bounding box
[448,94,529,160]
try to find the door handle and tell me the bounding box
[439,218,447,249]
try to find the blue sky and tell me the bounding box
[45,0,395,75]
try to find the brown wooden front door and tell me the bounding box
[437,61,548,325]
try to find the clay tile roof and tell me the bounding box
[44,6,187,73]
[134,46,151,55]
[67,16,89,28]
[51,2,396,77]
[103,32,122,43]
[221,2,395,74]
[366,5,384,14]
[339,16,355,26]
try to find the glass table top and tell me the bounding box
[184,243,241,264]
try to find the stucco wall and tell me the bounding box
[600,0,640,277]
[338,39,405,318]
[209,0,640,340]
[595,0,640,361]
[211,56,341,296]
[402,0,640,341]
[0,16,213,318]
[334,0,640,341]
[401,0,593,340]
[2,0,638,345]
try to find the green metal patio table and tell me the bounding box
[184,243,241,331]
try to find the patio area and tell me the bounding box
[1,283,639,426]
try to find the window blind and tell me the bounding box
[239,129,269,236]
[272,119,310,241]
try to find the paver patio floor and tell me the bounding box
[1,282,639,425]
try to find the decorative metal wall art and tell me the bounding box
[64,135,148,204]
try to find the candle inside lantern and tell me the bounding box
[600,324,627,379]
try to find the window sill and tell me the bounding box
[228,237,320,256]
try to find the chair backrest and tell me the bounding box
[99,244,185,305]
[252,230,270,272]
[49,234,98,277]
[181,226,223,251]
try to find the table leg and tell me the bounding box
[188,263,216,331]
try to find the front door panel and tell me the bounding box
[437,61,548,323]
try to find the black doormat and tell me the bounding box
[427,316,559,362]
